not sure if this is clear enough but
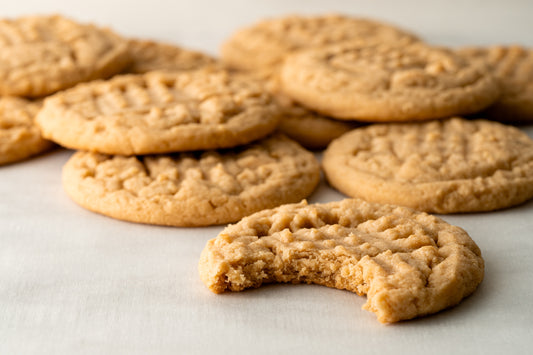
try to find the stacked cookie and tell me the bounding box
[219,13,533,214]
[0,14,320,226]
[15,17,319,226]
[3,12,533,324]
[219,14,421,149]
[0,15,130,165]
[199,13,533,323]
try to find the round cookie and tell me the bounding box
[458,46,533,123]
[36,69,281,155]
[0,15,130,97]
[221,14,419,72]
[62,134,320,227]
[0,96,53,165]
[280,41,500,122]
[322,118,533,213]
[125,39,218,74]
[199,198,484,323]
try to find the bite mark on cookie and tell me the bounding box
[199,199,484,323]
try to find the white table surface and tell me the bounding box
[2,1,533,354]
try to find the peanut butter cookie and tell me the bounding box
[322,118,533,213]
[199,198,484,323]
[280,42,500,121]
[126,39,218,74]
[62,134,320,226]
[0,96,53,165]
[36,69,281,155]
[0,15,130,97]
[221,14,419,73]
[459,45,533,123]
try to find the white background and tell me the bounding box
[2,1,533,354]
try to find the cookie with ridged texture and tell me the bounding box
[0,96,53,165]
[62,134,320,227]
[459,46,533,123]
[280,41,500,122]
[125,39,218,74]
[0,15,130,97]
[323,118,533,213]
[199,198,484,323]
[36,69,281,155]
[221,14,420,73]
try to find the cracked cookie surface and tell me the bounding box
[126,39,218,74]
[221,14,419,73]
[459,45,533,122]
[0,15,130,97]
[280,41,499,121]
[323,118,533,213]
[199,198,484,323]
[62,134,320,226]
[0,96,53,165]
[36,69,281,155]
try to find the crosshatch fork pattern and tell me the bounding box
[199,199,484,323]
[322,118,533,213]
[36,70,281,154]
[62,134,320,226]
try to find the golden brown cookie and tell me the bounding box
[0,96,53,165]
[125,39,218,74]
[62,134,320,227]
[459,46,533,123]
[322,118,533,213]
[36,69,281,155]
[199,198,484,323]
[280,41,500,122]
[0,15,130,97]
[221,14,419,72]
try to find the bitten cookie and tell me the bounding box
[36,69,281,155]
[459,46,533,123]
[125,39,218,74]
[0,15,130,97]
[199,198,484,323]
[221,14,419,73]
[0,97,53,165]
[62,134,320,227]
[322,118,533,213]
[280,41,500,122]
